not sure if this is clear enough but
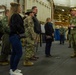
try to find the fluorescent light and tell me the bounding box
[53,0,76,7]
[62,9,64,11]
[70,6,75,7]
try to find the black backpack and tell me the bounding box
[32,16,41,34]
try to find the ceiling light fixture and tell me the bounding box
[62,9,64,11]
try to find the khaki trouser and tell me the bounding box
[71,28,76,52]
[72,34,76,52]
[68,34,72,46]
[24,45,35,61]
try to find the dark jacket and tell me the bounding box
[32,15,41,34]
[68,27,71,34]
[9,13,25,36]
[45,22,54,36]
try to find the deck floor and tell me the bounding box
[0,41,76,75]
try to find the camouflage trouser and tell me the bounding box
[24,45,35,61]
[71,28,76,52]
[71,33,76,51]
[0,33,11,61]
[22,34,39,61]
[68,34,72,46]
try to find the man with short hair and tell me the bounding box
[70,8,76,58]
[31,6,41,59]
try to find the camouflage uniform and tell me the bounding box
[70,16,76,57]
[24,16,36,62]
[59,27,65,44]
[0,16,11,62]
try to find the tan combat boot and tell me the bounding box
[0,62,9,66]
[0,56,9,66]
[71,51,76,58]
[23,61,34,66]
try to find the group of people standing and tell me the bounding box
[0,2,54,75]
[59,8,76,59]
[0,2,40,75]
[1,2,76,75]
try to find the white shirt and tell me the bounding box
[41,24,45,33]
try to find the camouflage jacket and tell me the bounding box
[70,16,76,34]
[70,16,76,25]
[24,16,36,45]
[59,27,65,35]
[1,16,10,33]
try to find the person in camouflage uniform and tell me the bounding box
[70,8,76,58]
[59,25,65,44]
[23,9,36,66]
[0,9,11,65]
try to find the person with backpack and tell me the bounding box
[0,9,11,66]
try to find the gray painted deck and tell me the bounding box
[0,41,76,75]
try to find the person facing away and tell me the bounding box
[45,18,54,57]
[41,22,45,34]
[41,22,46,43]
[9,2,25,75]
